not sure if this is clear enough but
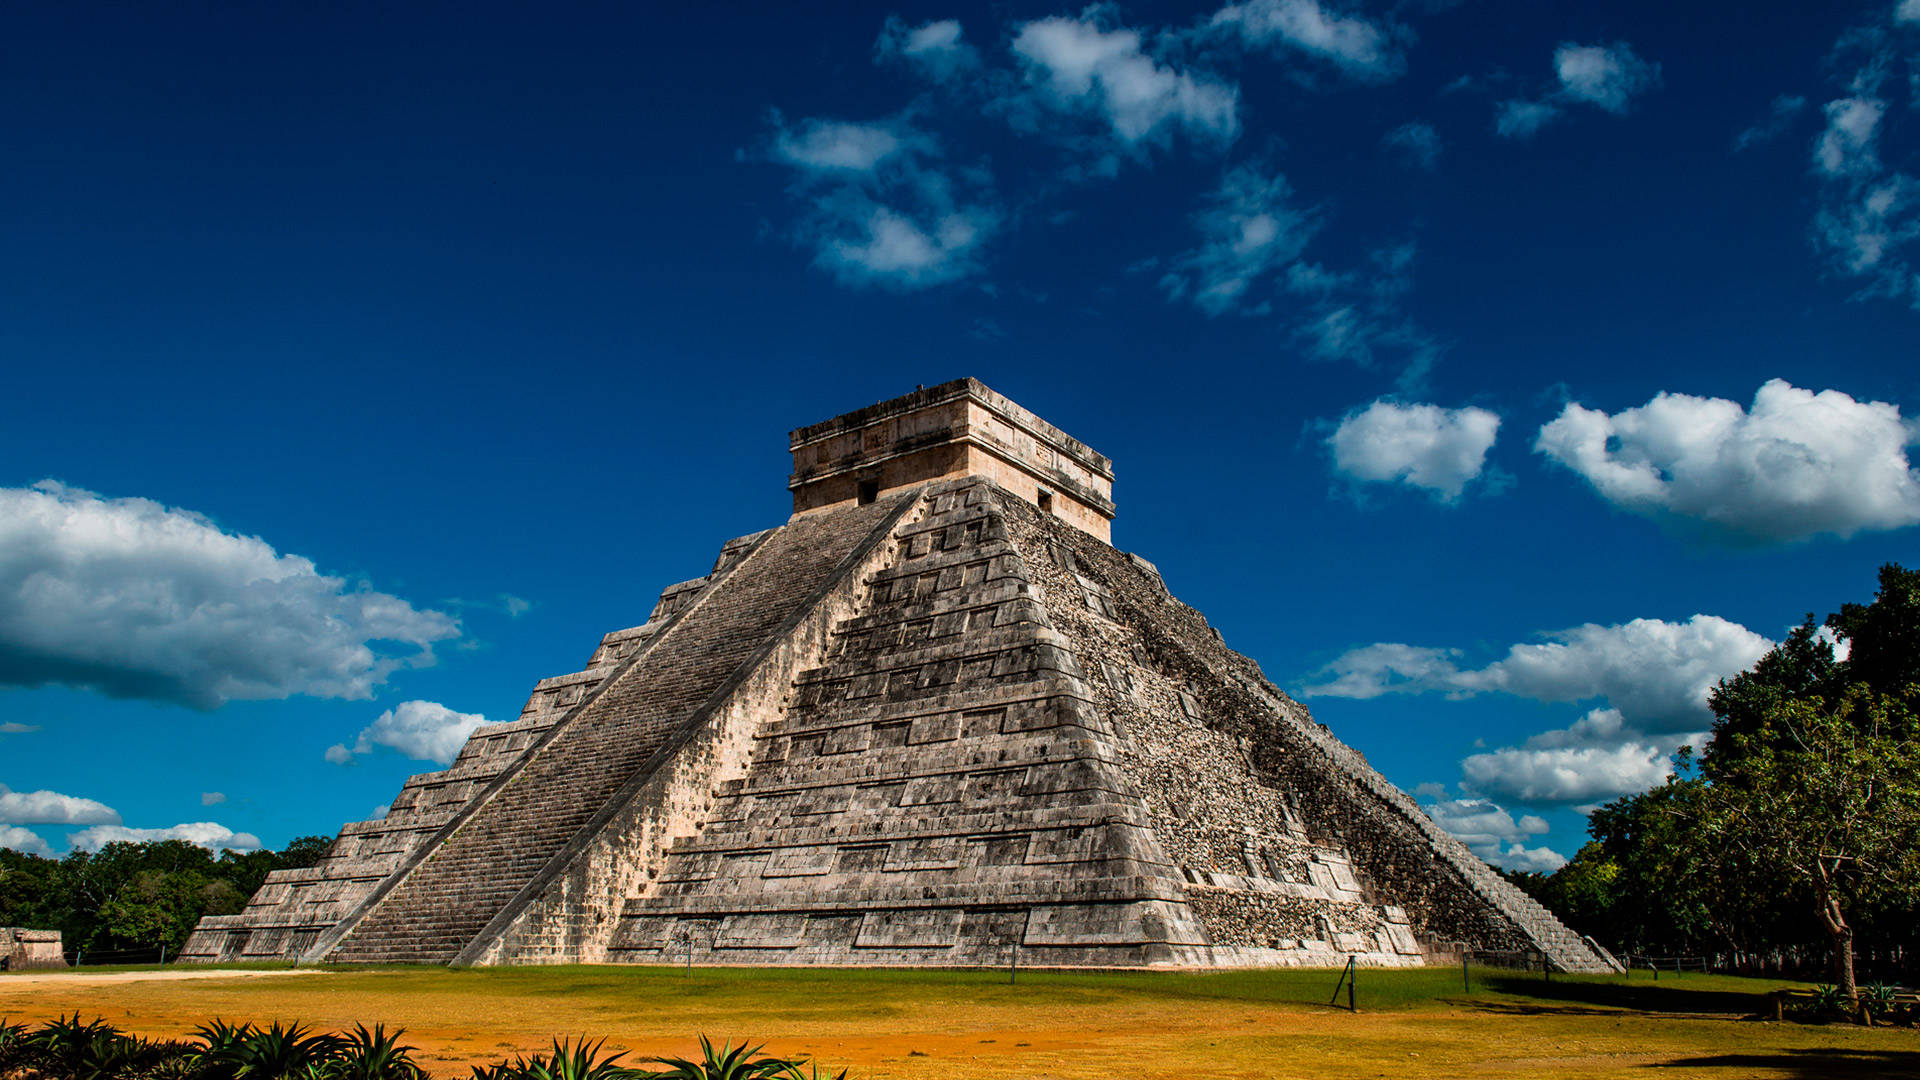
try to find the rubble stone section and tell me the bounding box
[314,495,914,965]
[1,928,65,970]
[1010,493,1616,973]
[608,481,1210,966]
[178,531,770,964]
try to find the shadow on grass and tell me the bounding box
[1651,1048,1920,1078]
[1478,973,1767,1016]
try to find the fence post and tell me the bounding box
[1348,956,1356,1013]
[1462,951,1470,993]
[1009,939,1019,986]
[159,945,166,966]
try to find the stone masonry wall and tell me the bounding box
[1000,492,1422,966]
[318,495,912,964]
[607,480,1209,967]
[467,494,923,964]
[180,530,767,963]
[1012,492,1613,972]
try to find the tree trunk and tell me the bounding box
[1813,873,1858,1005]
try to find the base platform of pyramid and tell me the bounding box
[183,379,1619,972]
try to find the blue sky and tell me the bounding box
[2,0,1917,871]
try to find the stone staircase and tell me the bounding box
[319,495,912,964]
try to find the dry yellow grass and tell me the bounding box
[3,964,1915,1078]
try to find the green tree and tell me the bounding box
[1697,686,1920,1000]
[1825,564,1920,699]
[0,835,333,958]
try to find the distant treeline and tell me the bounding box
[0,836,331,957]
[1499,565,1920,992]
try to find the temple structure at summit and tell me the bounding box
[184,379,1619,972]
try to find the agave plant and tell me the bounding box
[1802,984,1854,1023]
[322,1023,423,1079]
[0,1017,27,1070]
[25,1013,133,1080]
[637,1037,820,1080]
[494,1037,639,1080]
[197,1018,342,1078]
[773,1062,848,1080]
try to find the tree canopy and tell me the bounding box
[1508,564,1920,994]
[0,836,330,957]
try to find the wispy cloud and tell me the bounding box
[1005,12,1239,152]
[876,17,980,82]
[768,113,1000,290]
[1733,94,1808,151]
[1494,41,1661,139]
[1382,121,1441,169]
[1207,0,1405,81]
[1289,242,1445,393]
[1160,165,1316,315]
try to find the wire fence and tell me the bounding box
[60,946,170,967]
[1623,954,1711,978]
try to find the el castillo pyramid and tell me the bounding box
[183,379,1618,971]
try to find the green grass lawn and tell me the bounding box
[4,963,1915,1079]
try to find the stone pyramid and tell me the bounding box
[184,380,1618,971]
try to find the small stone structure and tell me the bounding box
[183,379,1617,972]
[1,928,67,970]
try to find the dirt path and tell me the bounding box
[0,968,329,986]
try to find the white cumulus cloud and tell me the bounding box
[1421,797,1564,871]
[1308,612,1769,808]
[875,17,979,81]
[1461,740,1676,805]
[1536,379,1920,543]
[67,822,261,853]
[0,481,460,709]
[326,699,490,766]
[1301,615,1772,733]
[1009,14,1239,148]
[1209,0,1403,79]
[1161,165,1316,315]
[1326,399,1501,502]
[0,783,120,825]
[0,826,51,857]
